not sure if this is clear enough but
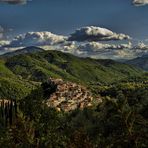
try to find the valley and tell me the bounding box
[0,47,147,148]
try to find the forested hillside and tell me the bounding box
[0,50,148,147]
[0,49,144,99]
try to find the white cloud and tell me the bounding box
[133,0,148,6]
[134,42,148,50]
[61,41,77,51]
[1,39,147,60]
[0,40,15,55]
[78,41,132,52]
[8,31,67,47]
[48,41,134,60]
[65,41,148,60]
[68,26,131,42]
[1,27,147,60]
[0,0,29,5]
[0,40,10,47]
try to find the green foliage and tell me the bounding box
[0,77,38,100]
[1,80,147,147]
[0,99,17,128]
[0,50,147,147]
[3,50,143,84]
[0,50,144,100]
[0,60,15,77]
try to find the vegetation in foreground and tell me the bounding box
[0,50,148,147]
[0,77,148,148]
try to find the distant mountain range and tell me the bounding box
[0,47,144,99]
[1,46,44,57]
[1,48,143,83]
[126,54,148,71]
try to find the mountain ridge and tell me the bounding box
[1,49,143,83]
[1,46,44,58]
[126,54,148,71]
[0,48,144,99]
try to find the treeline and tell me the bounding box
[0,99,18,127]
[0,81,148,148]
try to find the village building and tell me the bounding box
[45,78,101,112]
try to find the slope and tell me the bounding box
[2,49,143,84]
[127,54,148,71]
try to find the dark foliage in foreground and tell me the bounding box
[0,82,148,148]
[0,50,147,147]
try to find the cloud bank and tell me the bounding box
[1,26,147,60]
[73,42,134,59]
[133,0,148,6]
[0,40,10,47]
[134,42,148,50]
[78,42,132,52]
[0,0,29,5]
[8,31,67,47]
[68,26,131,42]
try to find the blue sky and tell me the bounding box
[0,0,148,40]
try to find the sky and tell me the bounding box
[0,0,148,59]
[0,0,148,40]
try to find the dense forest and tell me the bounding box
[0,50,148,147]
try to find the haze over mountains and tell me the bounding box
[127,54,148,70]
[0,26,148,62]
[1,26,148,71]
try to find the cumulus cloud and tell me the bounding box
[8,31,67,47]
[0,40,10,47]
[78,42,132,52]
[59,41,147,60]
[68,26,131,42]
[1,27,147,60]
[49,41,134,60]
[61,41,78,51]
[0,0,29,5]
[82,47,138,60]
[133,0,148,6]
[133,42,148,51]
[0,39,11,55]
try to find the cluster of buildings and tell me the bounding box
[45,78,98,112]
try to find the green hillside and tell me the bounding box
[0,77,38,100]
[0,49,144,99]
[126,54,148,71]
[3,50,143,83]
[0,50,148,147]
[0,60,15,77]
[0,59,39,99]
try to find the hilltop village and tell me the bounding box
[45,78,102,112]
